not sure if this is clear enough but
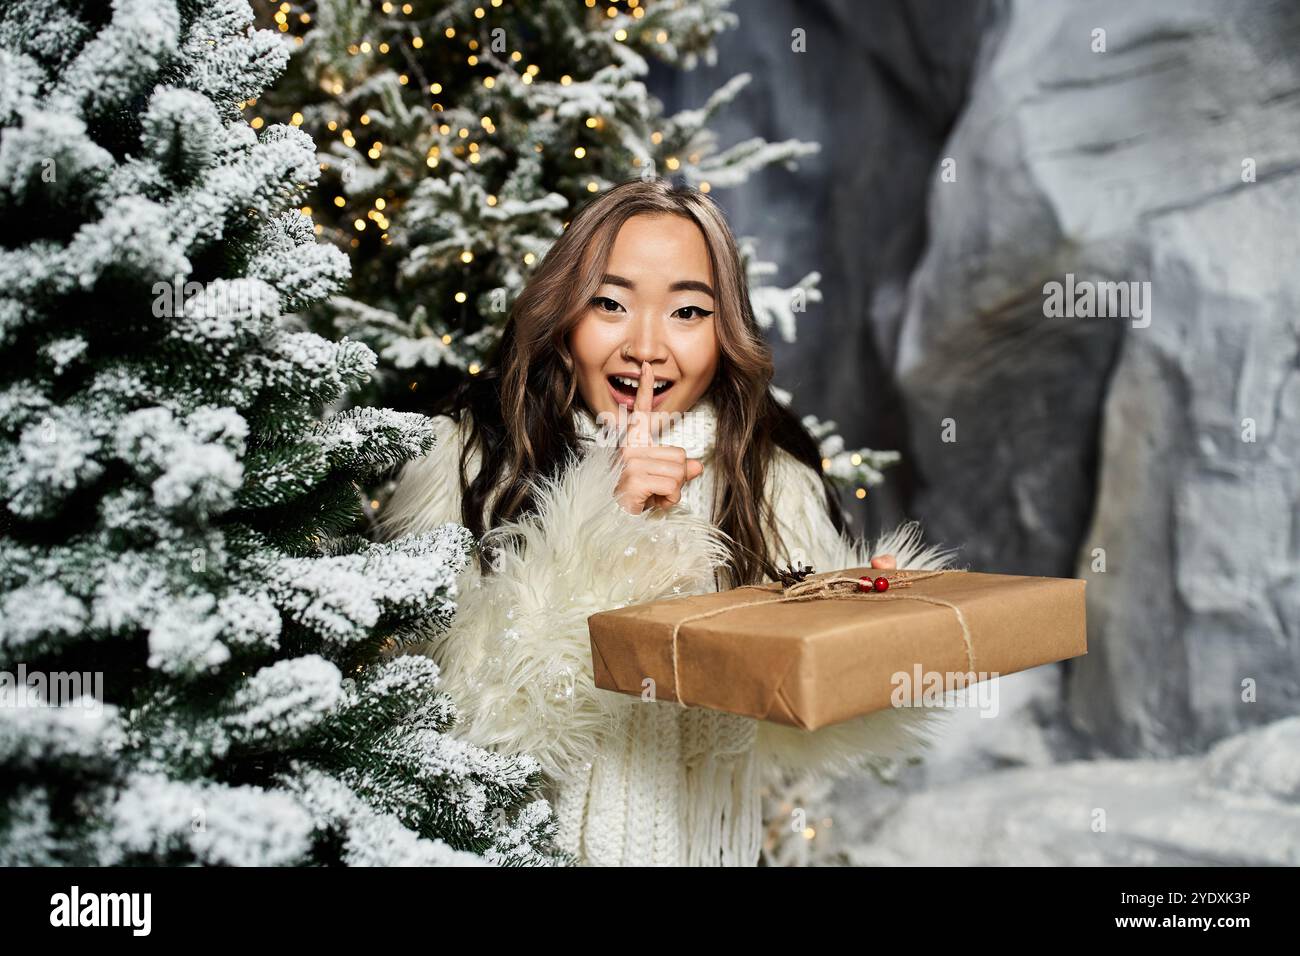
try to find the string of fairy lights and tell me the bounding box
[240,1,714,382]
[243,2,871,509]
[241,0,712,382]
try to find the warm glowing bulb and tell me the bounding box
[461,250,473,263]
[455,292,468,303]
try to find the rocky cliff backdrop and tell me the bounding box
[652,0,1300,865]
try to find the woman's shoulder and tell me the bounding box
[374,410,480,541]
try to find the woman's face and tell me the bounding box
[567,213,720,420]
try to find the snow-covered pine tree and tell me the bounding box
[0,0,562,866]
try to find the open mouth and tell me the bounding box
[607,373,674,407]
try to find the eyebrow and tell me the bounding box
[601,273,715,298]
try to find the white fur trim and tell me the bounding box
[400,434,732,781]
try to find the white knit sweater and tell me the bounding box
[377,394,958,866]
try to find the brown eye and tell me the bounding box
[675,306,713,321]
[590,296,623,313]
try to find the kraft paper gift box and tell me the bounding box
[587,566,1087,730]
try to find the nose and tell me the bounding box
[622,311,669,366]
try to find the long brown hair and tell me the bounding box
[431,176,849,587]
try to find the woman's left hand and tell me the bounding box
[870,554,896,570]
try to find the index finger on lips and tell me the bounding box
[627,360,657,448]
[625,445,688,460]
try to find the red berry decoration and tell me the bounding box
[858,576,874,593]
[873,576,890,593]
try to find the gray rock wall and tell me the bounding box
[894,0,1300,756]
[650,0,998,533]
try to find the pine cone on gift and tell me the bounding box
[776,562,816,588]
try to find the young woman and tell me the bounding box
[376,177,957,866]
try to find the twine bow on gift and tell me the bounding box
[663,566,975,711]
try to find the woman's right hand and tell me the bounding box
[614,360,703,515]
